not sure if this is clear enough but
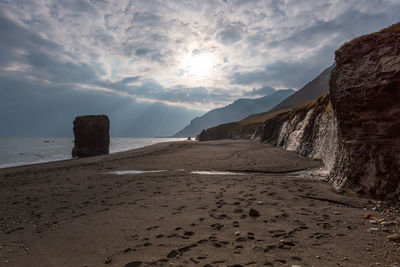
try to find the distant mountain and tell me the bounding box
[242,64,334,122]
[270,64,334,113]
[173,89,295,137]
[196,64,334,141]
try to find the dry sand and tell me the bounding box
[0,140,399,267]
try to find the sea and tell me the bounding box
[0,137,185,169]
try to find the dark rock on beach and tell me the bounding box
[72,115,110,158]
[249,208,260,217]
[124,261,143,267]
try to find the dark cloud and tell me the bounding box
[135,48,151,56]
[60,0,97,15]
[0,75,203,137]
[217,21,245,44]
[266,8,394,51]
[0,10,60,68]
[97,79,235,106]
[231,57,334,89]
[121,76,141,84]
[130,11,162,27]
[0,10,99,84]
[27,52,99,83]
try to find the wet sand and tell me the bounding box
[0,140,399,266]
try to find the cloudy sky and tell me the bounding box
[0,0,399,136]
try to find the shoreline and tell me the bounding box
[0,140,398,266]
[0,138,187,170]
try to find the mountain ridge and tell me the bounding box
[173,89,295,137]
[197,64,334,141]
[242,64,334,122]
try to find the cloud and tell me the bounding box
[96,78,237,106]
[60,0,98,16]
[135,48,151,56]
[243,86,276,96]
[0,9,99,84]
[230,42,339,89]
[0,0,399,136]
[217,21,245,44]
[121,76,141,84]
[0,74,203,137]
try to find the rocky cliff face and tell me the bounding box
[259,24,400,200]
[197,24,400,200]
[72,115,110,158]
[197,121,261,141]
[328,24,400,200]
[260,94,338,176]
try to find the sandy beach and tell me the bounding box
[0,140,399,267]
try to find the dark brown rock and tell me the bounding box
[166,249,179,258]
[124,261,142,267]
[249,208,260,217]
[329,23,400,200]
[196,122,260,141]
[72,115,110,158]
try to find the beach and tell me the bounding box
[0,140,399,266]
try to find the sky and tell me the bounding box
[0,0,399,137]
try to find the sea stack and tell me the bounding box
[329,23,400,200]
[72,115,110,158]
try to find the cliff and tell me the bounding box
[199,24,400,200]
[174,89,294,138]
[197,121,260,141]
[198,66,332,141]
[328,23,400,200]
[260,23,400,200]
[260,94,337,176]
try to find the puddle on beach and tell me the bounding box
[285,170,310,176]
[109,169,327,178]
[191,171,246,175]
[109,170,166,175]
[285,168,329,180]
[109,170,246,175]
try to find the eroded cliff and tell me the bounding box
[329,23,400,200]
[260,94,337,177]
[260,24,400,200]
[199,24,400,200]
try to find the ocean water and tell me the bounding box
[0,137,185,168]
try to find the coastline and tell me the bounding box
[0,140,398,266]
[0,137,186,170]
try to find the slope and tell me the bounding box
[240,64,334,124]
[173,89,294,137]
[197,64,334,140]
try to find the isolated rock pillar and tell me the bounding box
[72,115,110,158]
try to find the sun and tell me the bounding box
[182,52,217,79]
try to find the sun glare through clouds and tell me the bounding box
[181,52,217,80]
